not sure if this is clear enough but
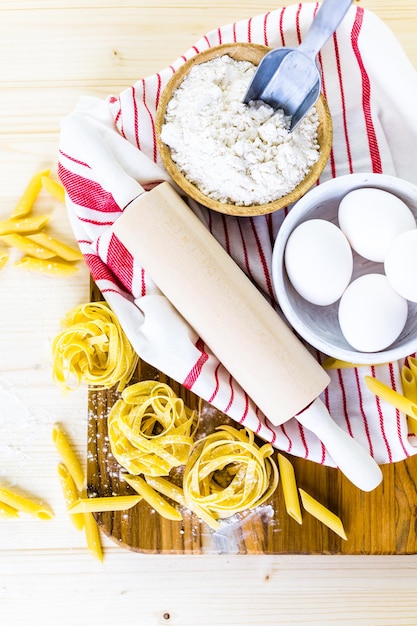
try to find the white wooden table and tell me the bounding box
[1,1,417,624]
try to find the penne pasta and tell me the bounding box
[41,175,66,203]
[365,375,417,421]
[83,512,104,562]
[401,366,417,405]
[144,475,187,508]
[69,495,142,514]
[57,463,84,531]
[27,232,83,261]
[15,256,79,276]
[9,168,50,219]
[277,454,302,525]
[0,233,56,259]
[123,474,183,521]
[0,501,20,518]
[299,489,347,540]
[52,424,85,492]
[0,214,50,236]
[0,487,54,520]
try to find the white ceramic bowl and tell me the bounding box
[272,172,417,364]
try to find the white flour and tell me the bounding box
[160,54,321,206]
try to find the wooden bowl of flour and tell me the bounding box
[156,43,332,217]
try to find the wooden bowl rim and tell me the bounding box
[156,43,333,217]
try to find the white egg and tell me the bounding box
[284,219,353,306]
[338,273,408,352]
[384,229,417,302]
[338,188,416,262]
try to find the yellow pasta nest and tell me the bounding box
[108,380,198,476]
[182,425,278,525]
[52,301,138,392]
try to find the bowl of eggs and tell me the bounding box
[155,43,333,217]
[272,172,417,365]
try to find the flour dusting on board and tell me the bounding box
[160,54,320,206]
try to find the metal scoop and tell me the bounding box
[243,0,353,130]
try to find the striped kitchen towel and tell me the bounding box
[58,3,417,467]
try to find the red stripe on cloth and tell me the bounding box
[295,3,303,44]
[58,163,122,214]
[237,220,251,276]
[217,27,222,45]
[221,215,231,255]
[279,7,286,46]
[141,78,158,163]
[182,338,209,388]
[370,366,393,462]
[249,218,275,300]
[247,17,253,42]
[140,267,146,297]
[232,21,237,43]
[208,362,221,404]
[224,374,235,414]
[263,12,270,46]
[298,422,310,459]
[351,7,382,173]
[84,252,119,284]
[354,367,374,457]
[337,369,353,438]
[131,84,141,150]
[333,31,353,174]
[106,233,134,293]
[279,423,293,453]
[59,149,90,169]
[155,73,162,112]
[388,363,410,458]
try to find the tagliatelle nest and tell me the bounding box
[182,425,279,528]
[108,380,198,476]
[52,301,138,392]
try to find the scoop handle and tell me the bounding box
[296,398,383,492]
[299,0,353,59]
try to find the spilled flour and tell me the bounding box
[160,54,320,206]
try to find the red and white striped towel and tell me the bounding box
[58,3,417,467]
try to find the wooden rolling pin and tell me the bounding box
[112,182,383,491]
[113,181,329,424]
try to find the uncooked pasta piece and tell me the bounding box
[277,454,302,524]
[0,233,56,259]
[57,463,84,531]
[123,475,182,521]
[9,168,50,218]
[52,424,85,491]
[0,487,54,520]
[69,495,142,513]
[27,232,83,261]
[0,501,19,518]
[51,302,138,392]
[41,175,66,203]
[322,357,371,369]
[108,380,197,476]
[299,489,347,540]
[401,365,417,405]
[0,214,49,235]
[365,375,417,420]
[182,425,278,529]
[15,256,78,275]
[83,512,104,561]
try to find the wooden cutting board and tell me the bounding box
[87,282,417,554]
